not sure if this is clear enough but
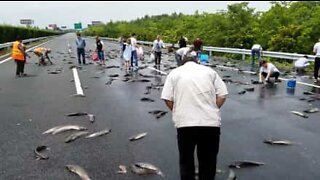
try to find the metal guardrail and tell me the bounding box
[0,36,55,49]
[99,37,316,62]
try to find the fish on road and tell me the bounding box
[109,74,119,78]
[65,131,88,143]
[140,97,155,102]
[85,129,111,138]
[229,160,265,169]
[66,112,88,116]
[226,169,237,180]
[34,146,49,160]
[131,162,163,176]
[66,165,91,180]
[129,132,147,141]
[43,125,87,135]
[303,107,319,113]
[263,138,293,145]
[290,111,309,118]
[117,165,127,174]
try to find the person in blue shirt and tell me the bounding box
[76,32,86,65]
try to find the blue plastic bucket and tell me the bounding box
[200,54,209,63]
[287,79,296,89]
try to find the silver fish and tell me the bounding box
[117,165,127,174]
[85,129,111,138]
[226,169,237,180]
[264,139,293,145]
[42,125,64,134]
[131,162,163,176]
[34,146,49,160]
[129,132,147,141]
[65,131,88,143]
[156,111,167,119]
[66,112,88,116]
[303,108,319,113]
[229,160,265,169]
[50,125,87,135]
[66,165,91,180]
[291,111,309,118]
[87,114,95,123]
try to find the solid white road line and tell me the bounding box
[72,67,84,96]
[0,39,54,65]
[147,67,168,75]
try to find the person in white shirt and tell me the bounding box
[123,39,132,70]
[251,44,262,66]
[259,60,281,83]
[130,34,138,70]
[313,39,320,82]
[152,35,165,66]
[294,55,310,74]
[161,53,228,180]
[175,47,192,66]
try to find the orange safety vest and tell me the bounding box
[11,41,25,61]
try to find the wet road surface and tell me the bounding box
[0,33,320,180]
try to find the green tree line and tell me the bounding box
[84,1,320,55]
[0,25,60,43]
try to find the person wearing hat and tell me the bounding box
[161,52,228,180]
[33,47,53,66]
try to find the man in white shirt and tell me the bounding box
[152,35,165,66]
[294,55,310,74]
[251,44,262,66]
[161,53,228,180]
[259,60,281,83]
[313,39,320,82]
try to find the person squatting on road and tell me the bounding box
[33,47,52,66]
[251,44,263,66]
[76,32,86,65]
[96,36,105,66]
[313,39,320,83]
[175,46,193,67]
[259,60,281,84]
[152,35,165,66]
[294,55,310,75]
[161,52,228,180]
[11,38,30,77]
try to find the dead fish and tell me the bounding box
[45,125,87,135]
[42,125,65,134]
[136,79,151,83]
[129,132,147,141]
[139,73,155,78]
[244,87,254,92]
[290,111,309,118]
[229,160,265,168]
[303,91,315,95]
[124,74,131,77]
[117,165,127,174]
[223,79,233,83]
[106,78,116,85]
[251,80,262,84]
[83,86,89,89]
[87,114,95,123]
[71,94,86,97]
[141,97,155,102]
[148,110,165,115]
[223,75,231,78]
[48,71,60,74]
[264,138,293,145]
[238,90,246,95]
[109,74,119,78]
[66,112,88,116]
[66,165,91,180]
[65,131,88,143]
[226,169,237,180]
[307,99,315,102]
[131,163,163,176]
[85,129,111,138]
[106,65,120,69]
[303,107,319,113]
[156,111,167,119]
[299,97,306,101]
[34,146,49,160]
[70,79,74,82]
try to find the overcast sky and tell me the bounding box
[0,1,272,29]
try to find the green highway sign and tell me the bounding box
[74,22,82,30]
